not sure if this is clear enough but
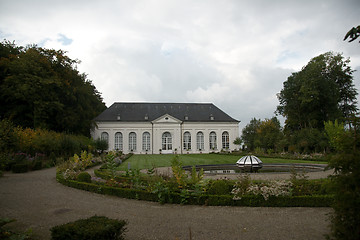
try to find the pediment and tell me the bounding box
[152,114,182,124]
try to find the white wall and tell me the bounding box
[92,121,239,154]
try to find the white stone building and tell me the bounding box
[91,102,240,154]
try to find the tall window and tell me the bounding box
[162,132,172,150]
[222,131,229,149]
[209,131,217,150]
[101,132,109,146]
[183,132,191,150]
[129,132,136,151]
[114,132,123,151]
[196,131,204,150]
[142,132,151,151]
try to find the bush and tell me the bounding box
[57,172,334,207]
[207,179,233,195]
[11,163,29,173]
[50,215,127,240]
[94,138,108,153]
[77,172,92,183]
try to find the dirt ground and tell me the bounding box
[0,168,332,240]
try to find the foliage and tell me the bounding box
[344,25,360,43]
[326,119,360,240]
[241,117,283,152]
[232,174,251,196]
[285,127,328,153]
[241,118,261,151]
[207,179,233,195]
[58,152,333,206]
[0,218,33,240]
[77,172,92,183]
[50,215,127,240]
[256,117,283,151]
[189,166,204,186]
[57,151,101,180]
[0,118,109,172]
[58,173,333,207]
[151,181,171,204]
[233,137,242,149]
[277,52,357,131]
[94,138,108,153]
[324,120,352,152]
[11,163,29,173]
[0,119,17,153]
[232,179,292,201]
[0,40,106,136]
[171,155,187,189]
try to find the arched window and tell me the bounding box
[114,132,123,151]
[101,132,109,145]
[142,132,151,151]
[209,131,217,150]
[129,132,137,151]
[183,132,191,150]
[197,131,204,151]
[222,131,229,149]
[162,132,172,150]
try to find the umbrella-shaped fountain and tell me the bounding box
[236,155,263,172]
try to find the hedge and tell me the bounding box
[51,215,127,240]
[57,173,334,207]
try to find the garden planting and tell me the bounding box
[57,152,334,207]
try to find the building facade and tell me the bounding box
[91,102,240,154]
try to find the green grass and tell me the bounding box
[117,154,327,171]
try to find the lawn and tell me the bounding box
[117,154,327,171]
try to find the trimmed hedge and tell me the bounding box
[77,172,92,183]
[57,173,334,207]
[51,215,127,240]
[11,163,29,173]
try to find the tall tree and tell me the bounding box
[277,52,358,131]
[0,40,106,136]
[241,118,261,151]
[256,117,282,151]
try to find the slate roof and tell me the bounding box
[94,102,239,122]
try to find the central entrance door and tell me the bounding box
[162,132,173,154]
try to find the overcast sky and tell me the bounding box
[1,0,359,131]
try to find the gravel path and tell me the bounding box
[0,168,332,240]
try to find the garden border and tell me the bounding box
[56,173,334,207]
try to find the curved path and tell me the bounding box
[0,168,332,239]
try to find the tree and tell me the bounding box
[233,137,242,150]
[344,25,360,43]
[277,52,358,131]
[241,118,261,151]
[324,118,360,239]
[0,41,106,136]
[256,117,282,152]
[241,117,283,152]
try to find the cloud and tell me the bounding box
[0,0,359,134]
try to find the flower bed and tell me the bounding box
[57,153,334,207]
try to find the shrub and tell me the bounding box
[0,153,14,171]
[50,215,127,240]
[207,179,233,195]
[94,138,108,153]
[31,160,42,170]
[0,119,17,153]
[77,172,92,183]
[11,163,29,173]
